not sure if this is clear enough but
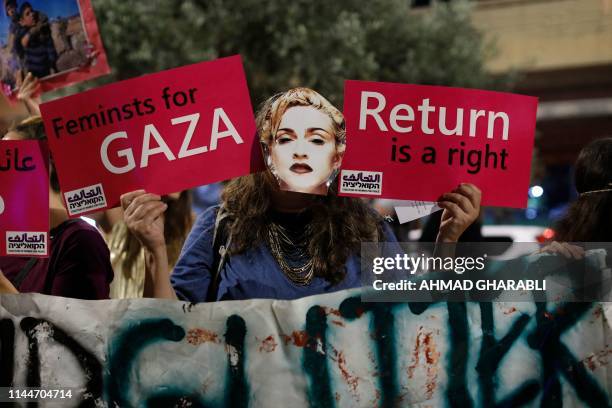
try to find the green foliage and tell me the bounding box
[48,0,512,107]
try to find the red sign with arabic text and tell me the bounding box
[0,140,49,257]
[339,80,538,208]
[41,56,261,217]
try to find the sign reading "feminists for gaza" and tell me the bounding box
[339,80,538,208]
[0,140,49,257]
[40,56,261,217]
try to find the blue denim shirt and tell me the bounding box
[170,206,397,302]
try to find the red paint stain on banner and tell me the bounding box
[504,307,517,315]
[323,307,342,317]
[593,307,604,319]
[186,328,220,345]
[581,345,612,372]
[370,389,381,407]
[280,331,309,347]
[258,335,278,353]
[407,326,440,400]
[368,351,379,376]
[328,345,360,402]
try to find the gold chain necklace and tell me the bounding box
[267,222,314,285]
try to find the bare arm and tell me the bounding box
[121,190,177,299]
[17,72,41,116]
[144,245,177,299]
[0,270,19,294]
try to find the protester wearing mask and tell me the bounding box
[122,87,481,302]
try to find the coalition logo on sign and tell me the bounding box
[6,232,48,256]
[339,170,383,195]
[64,183,107,216]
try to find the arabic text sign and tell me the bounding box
[339,81,538,208]
[0,140,49,257]
[41,56,261,217]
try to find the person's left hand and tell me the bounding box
[436,183,481,243]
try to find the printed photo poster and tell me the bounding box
[40,55,261,217]
[0,140,49,257]
[339,80,538,208]
[261,89,344,196]
[0,0,110,97]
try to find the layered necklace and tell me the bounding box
[267,221,314,285]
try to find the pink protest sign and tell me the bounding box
[40,55,262,217]
[339,80,538,208]
[0,140,49,257]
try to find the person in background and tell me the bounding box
[0,116,113,298]
[108,190,193,298]
[191,183,223,215]
[13,2,57,79]
[555,137,612,242]
[87,207,123,241]
[540,137,612,258]
[2,0,22,88]
[3,0,19,39]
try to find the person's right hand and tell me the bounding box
[120,190,168,251]
[436,183,481,243]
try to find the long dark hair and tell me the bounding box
[222,173,383,285]
[555,137,612,241]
